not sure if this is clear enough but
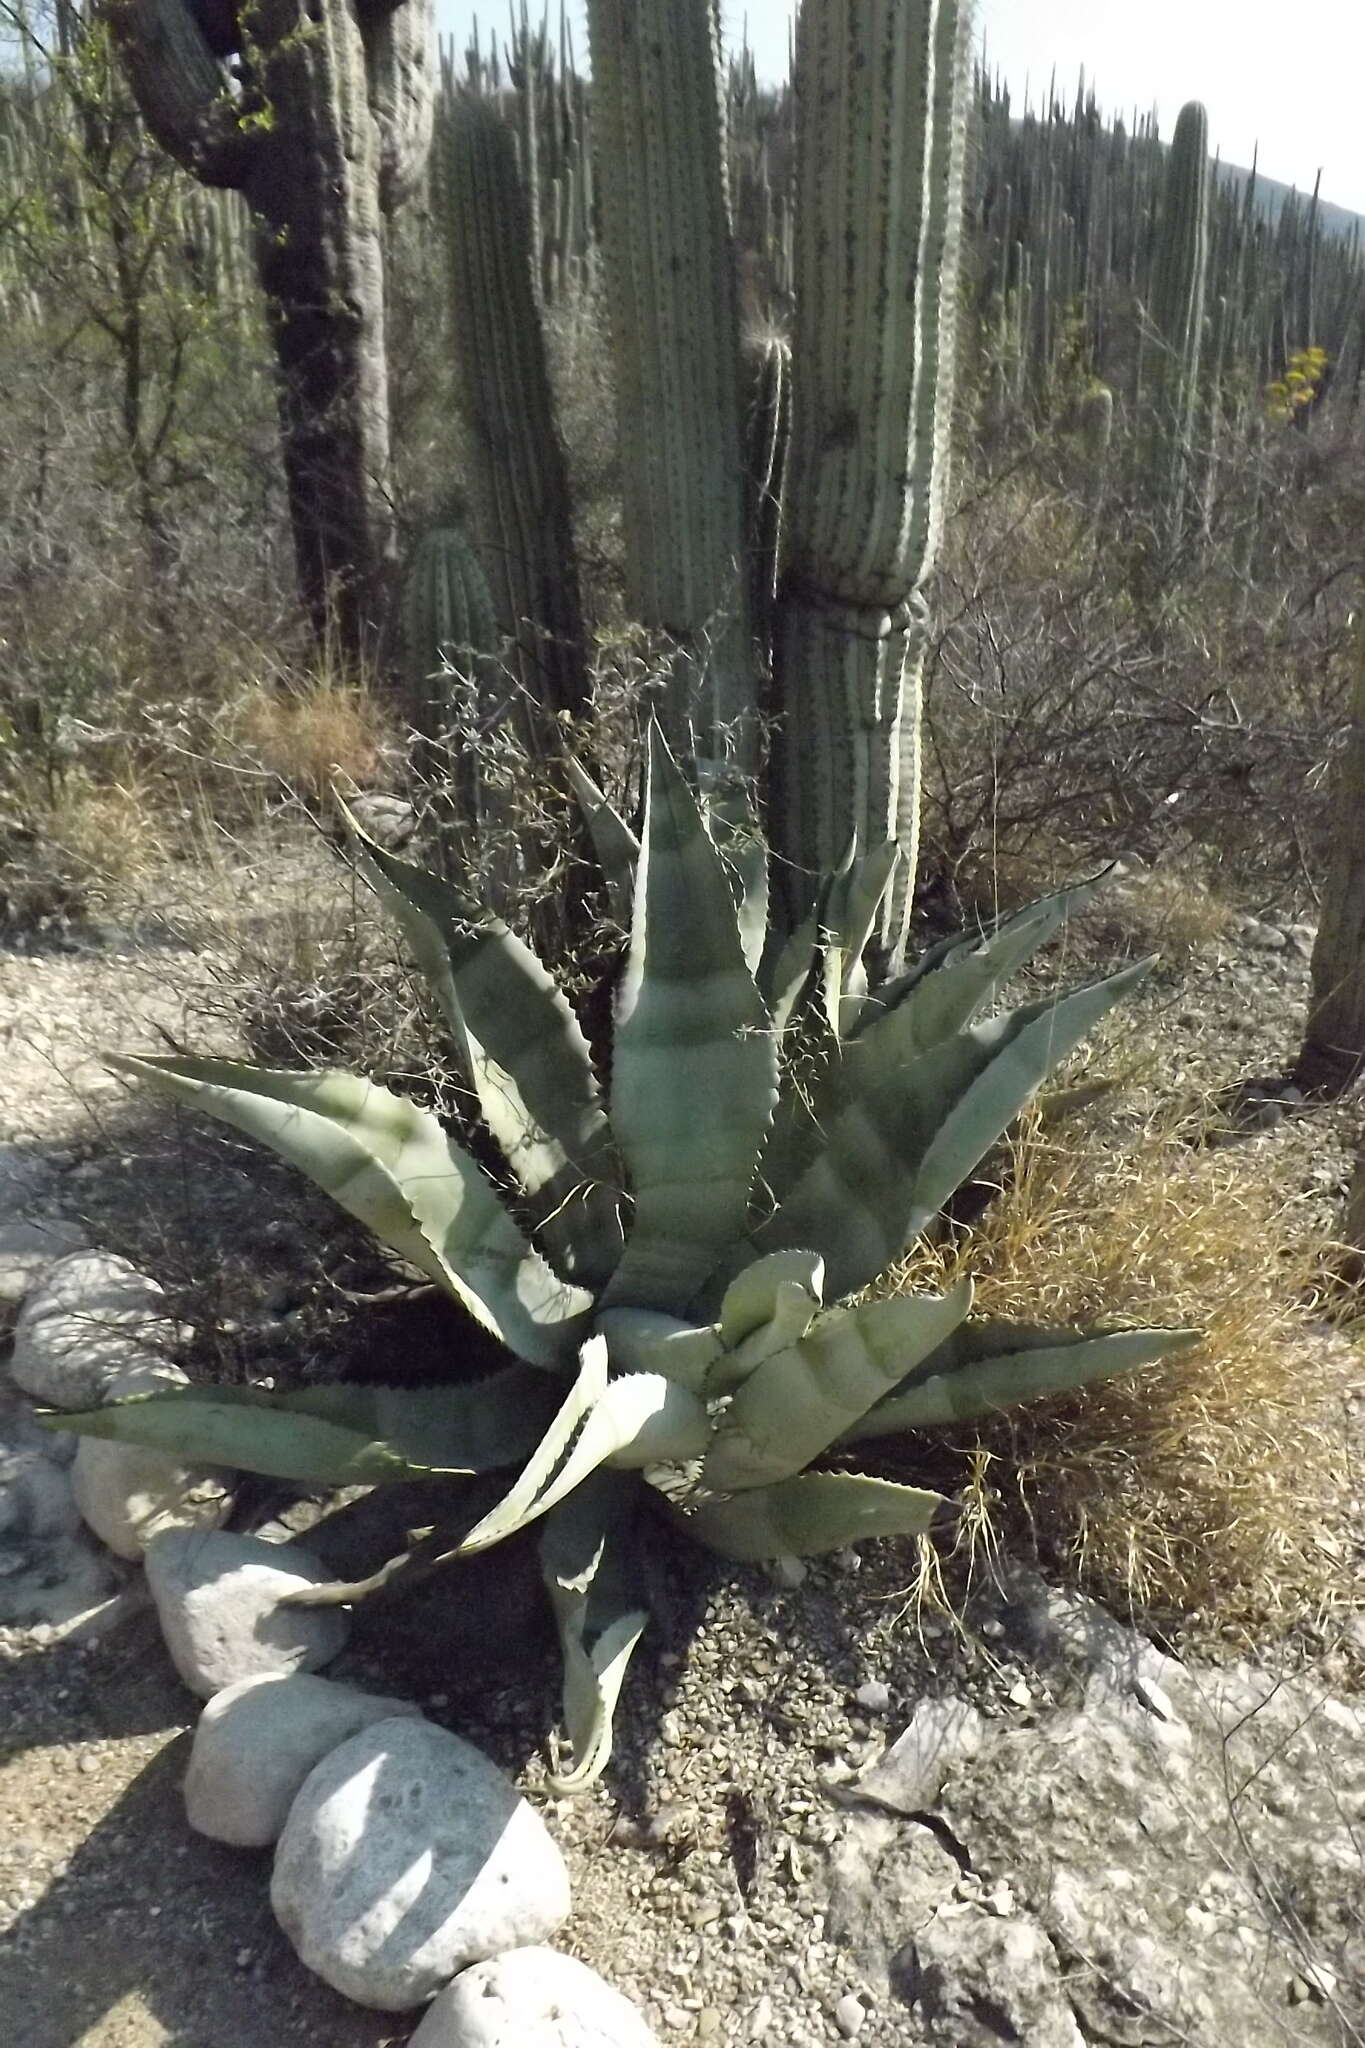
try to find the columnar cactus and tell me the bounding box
[771,0,972,944]
[434,89,588,725]
[586,0,758,784]
[1147,100,1211,546]
[399,523,498,877]
[109,0,435,657]
[1298,611,1365,1094]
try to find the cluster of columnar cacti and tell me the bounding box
[420,0,972,952]
[969,69,1363,463]
[106,0,437,654]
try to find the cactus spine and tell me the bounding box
[772,0,971,945]
[109,0,435,657]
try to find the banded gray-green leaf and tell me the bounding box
[110,1055,591,1367]
[685,1471,950,1561]
[844,1321,1201,1436]
[49,1371,557,1486]
[604,728,778,1314]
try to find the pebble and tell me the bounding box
[833,1994,866,2038]
[853,1680,891,1715]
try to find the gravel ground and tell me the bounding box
[0,835,1360,2046]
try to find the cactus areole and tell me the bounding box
[109,0,436,657]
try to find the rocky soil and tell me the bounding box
[1,836,1362,2046]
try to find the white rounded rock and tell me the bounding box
[271,1719,571,2010]
[72,1439,232,1561]
[185,1673,421,1846]
[10,1252,189,1409]
[71,1362,232,1561]
[145,1528,349,1698]
[410,1949,660,2047]
[0,1220,87,1327]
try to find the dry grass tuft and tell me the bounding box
[889,1101,1360,1637]
[226,675,390,800]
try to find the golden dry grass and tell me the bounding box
[42,771,167,898]
[888,1101,1361,1637]
[226,674,390,800]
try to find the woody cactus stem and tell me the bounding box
[110,0,435,659]
[587,0,758,783]
[773,0,971,951]
[1148,100,1210,548]
[1297,611,1365,1095]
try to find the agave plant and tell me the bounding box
[56,731,1195,1789]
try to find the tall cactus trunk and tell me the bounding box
[586,0,759,788]
[435,89,594,959]
[1146,100,1210,557]
[248,0,395,654]
[436,91,588,723]
[1296,613,1365,1095]
[772,0,971,953]
[109,0,435,663]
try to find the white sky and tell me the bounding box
[438,2,1365,215]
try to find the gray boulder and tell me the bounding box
[409,1948,659,2047]
[144,1528,348,1698]
[815,1574,1365,2048]
[10,1251,189,1409]
[903,1909,1085,2048]
[185,1672,420,1847]
[851,1696,985,1814]
[271,1719,571,2010]
[0,1382,120,1628]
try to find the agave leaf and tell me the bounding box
[539,1472,649,1794]
[603,728,779,1314]
[849,872,1113,1044]
[565,755,639,926]
[685,1471,950,1561]
[48,1371,557,1485]
[718,1249,826,1349]
[824,841,902,1030]
[340,813,626,1289]
[746,997,842,1235]
[700,773,769,980]
[458,1338,709,1555]
[844,1322,1201,1436]
[752,958,1149,1299]
[758,907,821,1038]
[110,1055,590,1368]
[704,1282,973,1492]
[595,1307,723,1393]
